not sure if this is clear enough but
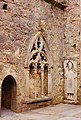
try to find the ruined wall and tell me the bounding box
[55,0,66,4]
[0,0,81,111]
[63,0,80,103]
[0,0,64,111]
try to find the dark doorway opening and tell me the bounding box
[1,75,17,111]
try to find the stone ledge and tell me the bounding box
[22,97,52,111]
[44,0,67,10]
[64,100,78,105]
[22,97,52,104]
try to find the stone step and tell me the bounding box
[64,100,78,105]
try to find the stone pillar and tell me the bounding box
[48,68,52,97]
[26,68,30,98]
[41,66,44,97]
[34,63,37,98]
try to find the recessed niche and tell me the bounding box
[29,35,50,99]
[3,4,7,10]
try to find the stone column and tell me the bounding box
[41,66,44,98]
[26,68,30,98]
[48,68,52,97]
[65,77,67,99]
[34,63,37,98]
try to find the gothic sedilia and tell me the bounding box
[26,32,53,101]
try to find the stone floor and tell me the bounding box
[1,103,81,120]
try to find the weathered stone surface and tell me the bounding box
[0,0,80,114]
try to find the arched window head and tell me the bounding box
[29,36,48,70]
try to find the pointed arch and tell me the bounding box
[27,31,53,68]
[26,32,53,99]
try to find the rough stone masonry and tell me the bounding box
[0,0,81,115]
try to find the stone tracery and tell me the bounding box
[28,35,51,99]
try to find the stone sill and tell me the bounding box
[23,97,52,104]
[64,100,78,105]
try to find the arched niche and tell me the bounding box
[1,75,17,112]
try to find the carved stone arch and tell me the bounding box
[27,31,53,68]
[1,75,17,113]
[26,31,53,99]
[0,74,18,88]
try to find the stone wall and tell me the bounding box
[0,0,64,112]
[0,0,81,113]
[63,0,80,103]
